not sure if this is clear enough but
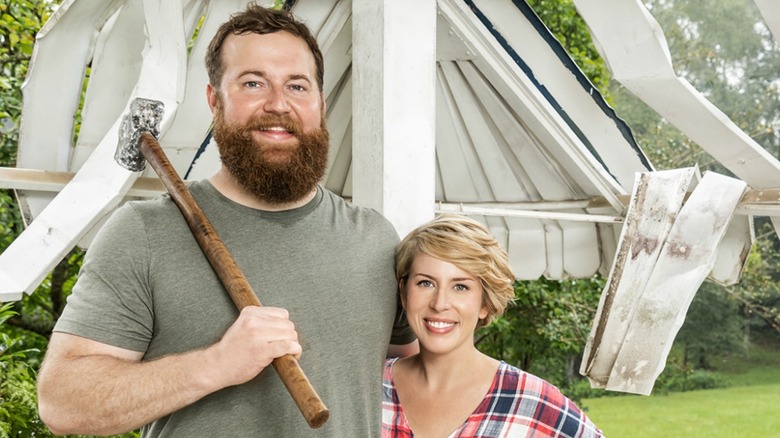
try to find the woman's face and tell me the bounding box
[401,253,488,356]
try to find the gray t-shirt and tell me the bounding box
[55,181,414,437]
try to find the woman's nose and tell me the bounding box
[430,290,450,311]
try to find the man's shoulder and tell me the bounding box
[319,188,397,233]
[120,180,212,216]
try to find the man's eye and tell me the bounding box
[289,84,306,92]
[245,81,262,88]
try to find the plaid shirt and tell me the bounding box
[382,358,603,438]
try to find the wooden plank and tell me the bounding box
[507,217,547,280]
[709,215,753,286]
[435,64,483,202]
[543,220,564,279]
[0,167,165,197]
[70,0,147,172]
[580,168,695,388]
[437,0,627,213]
[606,172,747,394]
[323,73,352,194]
[435,203,621,223]
[753,0,780,43]
[562,220,601,278]
[351,0,437,237]
[440,62,530,201]
[571,0,780,189]
[471,0,653,192]
[0,0,185,300]
[18,0,124,172]
[457,60,573,201]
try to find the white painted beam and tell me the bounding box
[571,1,780,195]
[753,0,780,42]
[0,0,186,300]
[351,0,437,238]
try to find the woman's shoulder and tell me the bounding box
[495,362,568,402]
[383,357,400,381]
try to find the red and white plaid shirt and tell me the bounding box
[382,358,603,438]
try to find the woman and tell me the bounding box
[383,215,602,438]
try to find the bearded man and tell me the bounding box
[37,5,416,438]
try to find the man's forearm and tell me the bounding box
[38,346,219,435]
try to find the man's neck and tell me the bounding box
[208,167,317,211]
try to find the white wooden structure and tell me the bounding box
[0,0,779,394]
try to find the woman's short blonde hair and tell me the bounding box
[395,214,515,328]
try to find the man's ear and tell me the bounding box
[206,83,218,114]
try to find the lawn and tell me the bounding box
[582,384,780,437]
[581,337,780,437]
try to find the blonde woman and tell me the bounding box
[383,215,602,438]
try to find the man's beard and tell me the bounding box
[212,105,329,205]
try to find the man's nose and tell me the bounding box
[263,86,291,114]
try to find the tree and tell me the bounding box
[477,276,604,388]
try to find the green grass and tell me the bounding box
[581,337,780,437]
[582,384,780,437]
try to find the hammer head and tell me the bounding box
[115,97,165,172]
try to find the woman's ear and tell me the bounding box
[399,279,407,309]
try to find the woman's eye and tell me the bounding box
[454,284,469,291]
[417,280,433,288]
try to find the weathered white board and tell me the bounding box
[580,167,695,387]
[606,172,746,394]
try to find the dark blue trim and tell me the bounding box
[184,127,213,180]
[282,0,297,12]
[463,0,653,173]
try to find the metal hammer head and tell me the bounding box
[115,97,165,172]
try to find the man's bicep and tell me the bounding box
[46,332,144,363]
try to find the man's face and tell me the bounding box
[208,31,329,204]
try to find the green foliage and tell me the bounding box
[676,282,745,369]
[477,276,603,388]
[525,0,612,95]
[0,303,49,437]
[0,190,21,252]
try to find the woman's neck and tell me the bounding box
[403,347,498,392]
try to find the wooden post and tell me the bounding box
[351,0,437,238]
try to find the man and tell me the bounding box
[37,4,416,437]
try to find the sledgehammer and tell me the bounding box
[114,97,329,429]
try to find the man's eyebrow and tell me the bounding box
[238,70,312,83]
[287,74,313,83]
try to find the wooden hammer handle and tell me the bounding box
[138,132,329,428]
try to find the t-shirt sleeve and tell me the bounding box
[54,203,155,353]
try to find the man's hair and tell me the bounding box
[205,3,324,92]
[395,214,516,328]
